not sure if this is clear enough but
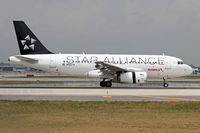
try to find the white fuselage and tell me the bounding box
[9,54,193,79]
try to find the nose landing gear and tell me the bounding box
[163,82,168,87]
[163,77,169,87]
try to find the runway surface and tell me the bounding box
[1,87,200,101]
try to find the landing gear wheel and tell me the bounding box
[100,81,112,87]
[105,81,112,87]
[163,83,168,88]
[100,81,106,87]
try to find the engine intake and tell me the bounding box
[120,72,147,83]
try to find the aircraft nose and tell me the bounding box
[184,65,193,75]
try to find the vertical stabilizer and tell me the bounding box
[13,21,53,55]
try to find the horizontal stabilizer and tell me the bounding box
[15,55,38,63]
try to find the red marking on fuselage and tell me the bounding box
[148,68,163,72]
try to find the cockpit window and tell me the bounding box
[178,61,183,65]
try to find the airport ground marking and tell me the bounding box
[103,96,112,98]
[132,95,200,101]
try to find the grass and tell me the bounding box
[169,81,200,83]
[0,101,200,133]
[183,75,200,79]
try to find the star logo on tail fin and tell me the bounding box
[20,35,36,51]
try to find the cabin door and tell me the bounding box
[49,55,56,68]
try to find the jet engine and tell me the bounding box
[86,70,102,78]
[120,72,147,83]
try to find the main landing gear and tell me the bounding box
[100,79,112,87]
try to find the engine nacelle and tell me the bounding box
[86,70,102,78]
[120,72,147,83]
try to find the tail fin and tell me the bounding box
[13,21,53,55]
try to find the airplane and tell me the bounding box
[8,21,193,87]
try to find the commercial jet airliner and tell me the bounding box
[8,21,193,87]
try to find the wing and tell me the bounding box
[95,61,144,79]
[95,61,126,72]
